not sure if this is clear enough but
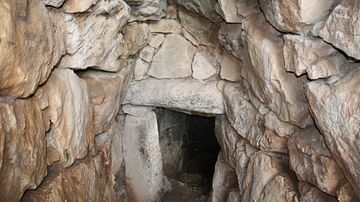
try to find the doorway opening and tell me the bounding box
[156,108,221,201]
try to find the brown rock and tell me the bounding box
[22,155,115,202]
[299,182,337,202]
[0,0,63,97]
[121,22,151,57]
[288,127,345,195]
[0,99,47,201]
[37,68,94,167]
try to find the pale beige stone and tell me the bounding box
[317,0,360,60]
[284,35,346,79]
[123,111,165,201]
[63,0,98,13]
[43,0,66,7]
[216,0,242,23]
[120,22,151,57]
[134,59,150,81]
[150,19,182,34]
[148,34,196,79]
[220,52,242,82]
[242,13,311,128]
[149,33,165,48]
[306,67,360,197]
[288,127,345,195]
[139,46,155,63]
[192,52,217,80]
[218,23,243,59]
[37,68,94,167]
[124,78,224,114]
[171,0,223,22]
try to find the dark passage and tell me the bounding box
[160,111,220,202]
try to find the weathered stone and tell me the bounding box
[122,104,154,117]
[22,155,115,202]
[284,35,346,79]
[128,0,167,21]
[259,0,338,34]
[124,78,224,114]
[288,127,345,195]
[220,52,242,82]
[170,0,223,22]
[37,68,94,167]
[222,83,288,153]
[123,111,165,201]
[148,34,196,79]
[63,0,98,13]
[215,0,242,23]
[0,99,47,201]
[166,4,178,19]
[80,69,130,135]
[242,152,299,202]
[264,112,296,137]
[140,46,155,63]
[317,0,360,60]
[211,152,238,202]
[218,23,243,59]
[179,9,220,46]
[149,34,165,48]
[59,0,130,71]
[337,183,360,202]
[120,22,151,57]
[43,0,66,7]
[133,59,150,81]
[299,182,338,202]
[182,28,200,47]
[215,115,241,168]
[306,67,360,197]
[192,52,217,80]
[0,0,63,97]
[242,13,311,128]
[149,19,182,34]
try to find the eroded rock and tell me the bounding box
[192,51,217,80]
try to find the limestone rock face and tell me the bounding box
[37,68,94,167]
[283,35,346,80]
[121,22,151,57]
[242,13,310,127]
[216,0,242,23]
[171,0,223,22]
[0,0,62,97]
[318,0,360,60]
[242,152,299,202]
[218,23,243,59]
[81,69,130,135]
[124,78,224,114]
[0,99,47,201]
[128,0,167,21]
[148,34,196,79]
[22,155,115,202]
[123,110,165,202]
[288,127,345,195]
[299,182,337,202]
[259,0,337,34]
[63,0,98,13]
[149,19,182,34]
[211,152,238,202]
[220,53,242,82]
[306,67,360,197]
[59,0,130,71]
[192,52,217,80]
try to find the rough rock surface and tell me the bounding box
[317,0,360,60]
[128,0,167,21]
[22,155,115,202]
[299,182,337,202]
[218,23,243,59]
[171,0,223,22]
[192,52,217,80]
[121,22,151,57]
[123,110,165,201]
[0,0,63,97]
[148,34,196,79]
[306,67,360,197]
[43,0,66,7]
[216,0,242,23]
[63,0,98,13]
[288,127,345,195]
[124,78,224,114]
[37,68,93,167]
[0,99,47,201]
[81,69,130,135]
[220,52,242,82]
[284,35,346,80]
[242,13,310,127]
[259,0,337,34]
[149,19,182,33]
[59,0,130,71]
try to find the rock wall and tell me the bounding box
[1,0,360,201]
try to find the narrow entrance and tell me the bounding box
[156,109,220,201]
